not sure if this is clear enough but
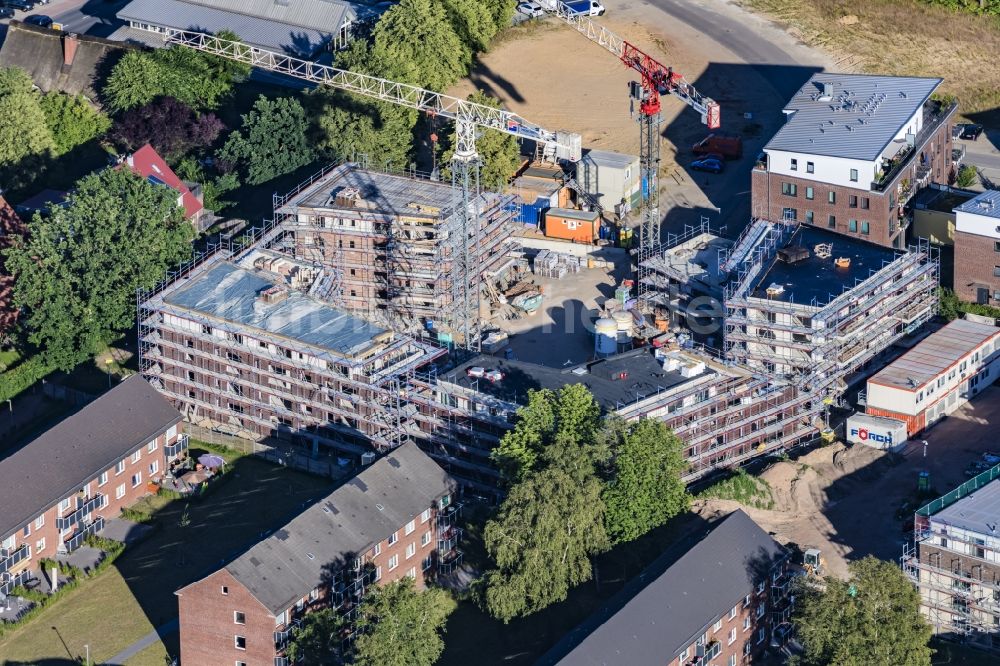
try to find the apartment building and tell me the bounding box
[953,191,1000,305]
[0,377,186,593]
[176,443,459,666]
[752,74,956,249]
[138,257,445,452]
[272,163,517,341]
[865,318,1000,436]
[904,470,1000,653]
[542,510,789,666]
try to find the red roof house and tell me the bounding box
[126,144,206,225]
[0,196,25,338]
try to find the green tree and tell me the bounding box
[286,608,347,666]
[440,0,498,52]
[0,67,54,171]
[792,556,932,666]
[353,577,456,666]
[103,51,165,113]
[372,0,471,91]
[955,163,978,188]
[441,91,520,191]
[220,95,314,185]
[4,168,192,369]
[601,418,690,544]
[483,437,609,622]
[39,93,112,156]
[491,383,601,482]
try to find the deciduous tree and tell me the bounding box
[112,96,224,160]
[4,168,192,369]
[220,95,314,185]
[286,608,346,666]
[601,418,690,544]
[792,556,932,666]
[372,0,471,91]
[39,92,112,156]
[483,437,609,622]
[0,67,54,170]
[353,577,456,666]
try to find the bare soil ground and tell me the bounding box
[740,0,1000,122]
[696,385,1000,580]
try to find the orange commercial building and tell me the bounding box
[543,207,600,244]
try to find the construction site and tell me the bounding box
[134,5,952,491]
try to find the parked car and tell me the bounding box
[0,7,13,18]
[960,124,984,141]
[4,0,36,11]
[24,13,52,27]
[484,369,505,383]
[691,156,724,174]
[516,1,545,17]
[466,366,486,379]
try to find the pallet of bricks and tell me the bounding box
[534,249,583,279]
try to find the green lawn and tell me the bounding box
[0,455,334,663]
[125,641,170,666]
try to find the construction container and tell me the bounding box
[846,413,908,451]
[543,208,600,243]
[594,318,617,357]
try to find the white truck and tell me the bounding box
[536,0,606,16]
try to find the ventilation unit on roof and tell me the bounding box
[980,199,995,211]
[819,82,833,101]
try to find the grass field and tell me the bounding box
[125,641,170,666]
[0,455,334,664]
[740,0,1000,122]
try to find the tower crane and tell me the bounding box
[163,30,581,351]
[542,2,720,251]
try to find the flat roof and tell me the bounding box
[868,318,1000,392]
[932,478,1000,536]
[548,207,599,221]
[752,225,898,306]
[913,186,977,214]
[765,73,941,161]
[581,149,638,170]
[277,163,458,220]
[955,190,1000,221]
[0,376,181,539]
[208,443,455,614]
[441,349,707,412]
[541,510,785,665]
[163,262,391,358]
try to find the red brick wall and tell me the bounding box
[665,587,774,666]
[953,230,1000,304]
[3,427,179,578]
[361,506,441,588]
[178,569,278,666]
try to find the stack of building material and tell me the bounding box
[534,250,583,279]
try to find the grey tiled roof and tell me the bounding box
[765,73,942,161]
[0,376,182,540]
[543,510,785,666]
[213,443,455,614]
[955,190,1000,221]
[117,0,359,56]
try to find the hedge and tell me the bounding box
[0,355,53,402]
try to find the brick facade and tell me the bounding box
[954,229,1000,304]
[1,425,186,583]
[752,105,954,250]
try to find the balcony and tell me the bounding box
[438,526,462,554]
[689,640,721,666]
[438,549,464,575]
[0,543,30,575]
[56,494,104,532]
[436,503,462,529]
[871,98,957,193]
[165,433,190,459]
[63,516,105,553]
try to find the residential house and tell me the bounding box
[540,510,789,666]
[953,190,1000,305]
[752,74,956,248]
[175,442,460,666]
[0,376,187,594]
[126,144,209,231]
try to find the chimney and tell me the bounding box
[62,33,79,67]
[818,82,833,101]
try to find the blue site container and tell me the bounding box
[518,202,544,226]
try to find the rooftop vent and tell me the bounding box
[979,199,996,211]
[819,82,833,101]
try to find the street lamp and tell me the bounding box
[105,358,113,388]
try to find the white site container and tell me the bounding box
[846,413,908,451]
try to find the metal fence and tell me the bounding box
[916,462,1000,518]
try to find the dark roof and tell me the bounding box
[193,443,455,615]
[0,376,182,539]
[442,349,701,411]
[753,225,899,306]
[542,510,785,666]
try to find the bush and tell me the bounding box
[39,92,111,156]
[0,355,53,402]
[696,469,775,509]
[955,164,978,188]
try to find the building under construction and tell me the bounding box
[268,163,518,345]
[903,467,1000,654]
[137,236,446,452]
